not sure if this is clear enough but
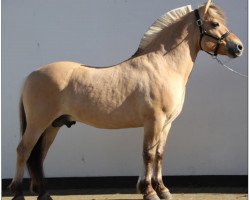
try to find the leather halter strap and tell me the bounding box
[194,9,230,57]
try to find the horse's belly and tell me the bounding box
[74,111,143,129]
[68,102,144,129]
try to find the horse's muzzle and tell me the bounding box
[227,41,244,58]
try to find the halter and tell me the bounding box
[194,9,231,57]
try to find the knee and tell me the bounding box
[156,150,164,160]
[16,142,29,160]
[143,150,155,163]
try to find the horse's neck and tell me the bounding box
[145,12,199,86]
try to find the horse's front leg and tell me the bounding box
[152,123,172,200]
[139,117,165,200]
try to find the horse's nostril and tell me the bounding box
[237,44,243,51]
[227,41,243,57]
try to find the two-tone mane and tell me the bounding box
[133,3,226,57]
[133,5,193,57]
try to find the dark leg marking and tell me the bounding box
[152,179,172,200]
[52,115,76,128]
[37,192,53,200]
[9,181,24,199]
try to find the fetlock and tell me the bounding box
[30,179,46,195]
[151,179,172,199]
[152,179,168,193]
[37,192,53,200]
[138,179,160,200]
[9,181,24,199]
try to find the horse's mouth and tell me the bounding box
[228,51,243,58]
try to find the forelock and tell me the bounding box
[206,4,226,24]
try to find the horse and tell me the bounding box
[9,1,243,200]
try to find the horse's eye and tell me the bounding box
[211,22,220,28]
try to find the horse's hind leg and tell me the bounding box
[29,125,59,200]
[9,124,46,200]
[152,123,172,200]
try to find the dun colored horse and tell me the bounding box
[10,1,243,200]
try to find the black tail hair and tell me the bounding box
[19,97,26,136]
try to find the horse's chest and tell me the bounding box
[161,87,186,124]
[165,93,185,124]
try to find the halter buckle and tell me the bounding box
[196,19,203,26]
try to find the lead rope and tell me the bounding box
[212,56,248,78]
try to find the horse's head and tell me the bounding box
[196,0,243,58]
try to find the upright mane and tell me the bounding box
[134,5,193,55]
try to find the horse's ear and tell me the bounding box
[204,0,212,15]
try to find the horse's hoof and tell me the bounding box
[37,193,53,200]
[12,195,25,200]
[157,190,173,200]
[143,193,161,200]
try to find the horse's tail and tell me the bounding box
[20,97,45,192]
[19,97,27,136]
